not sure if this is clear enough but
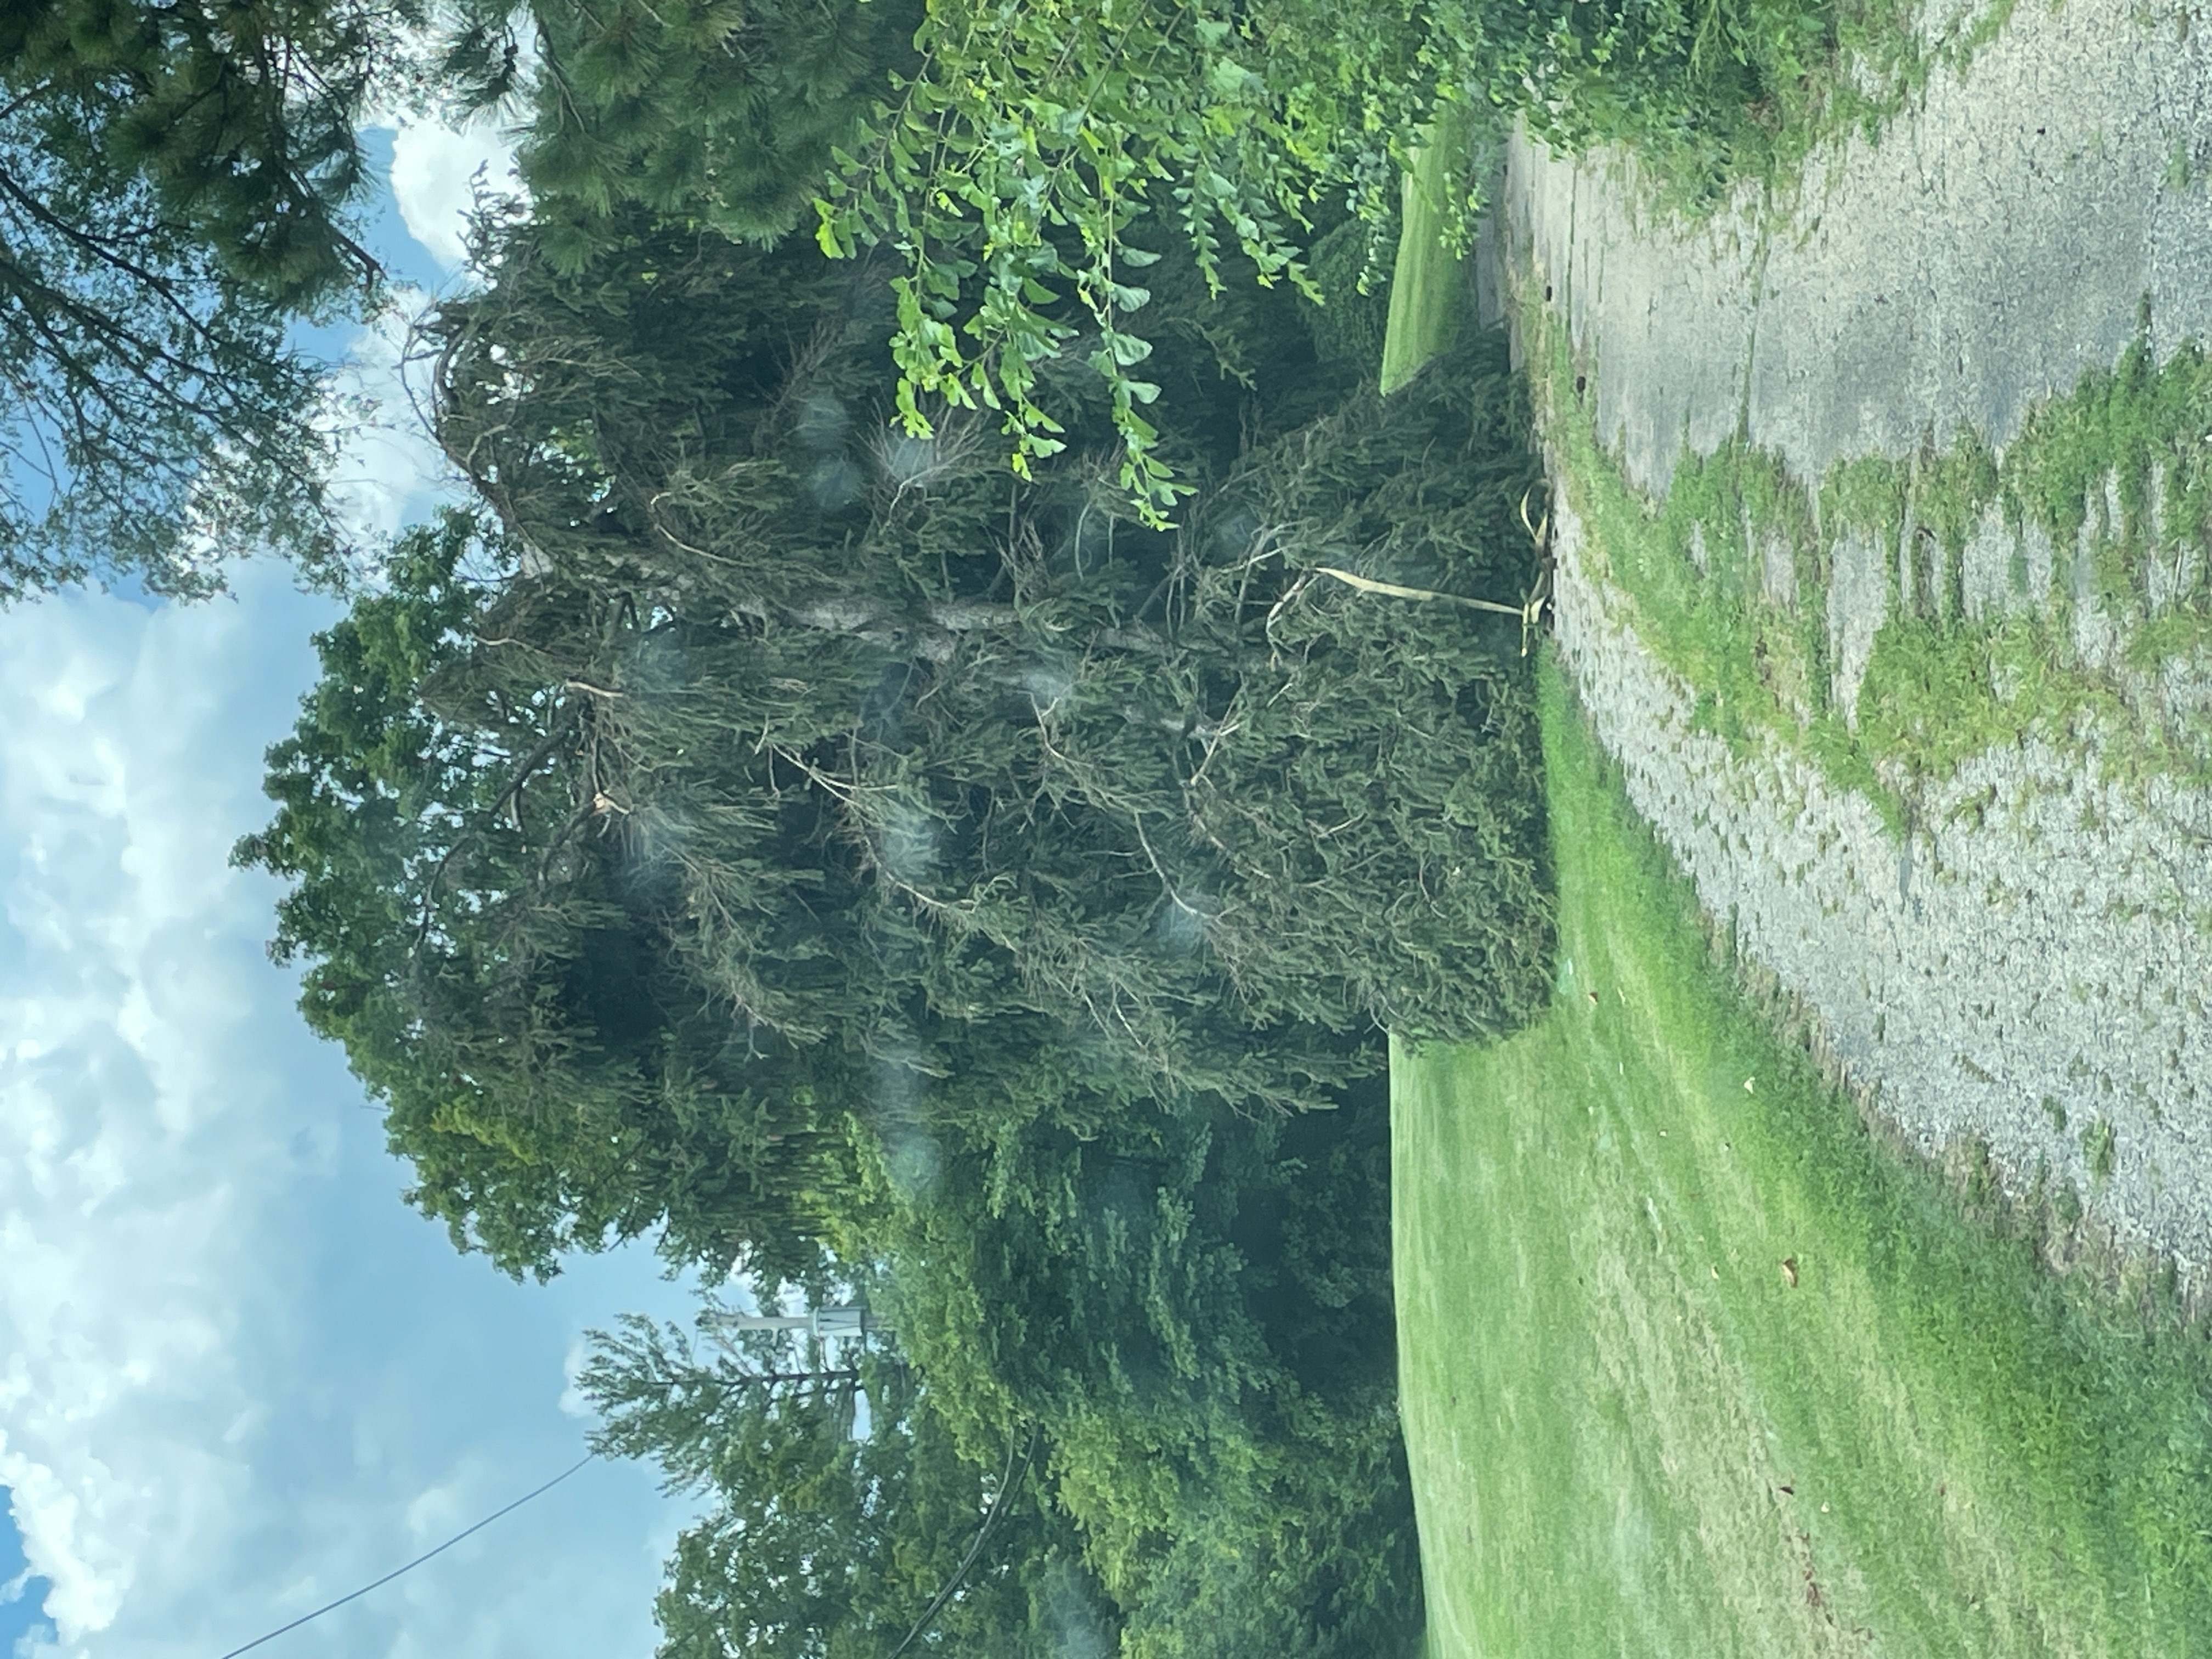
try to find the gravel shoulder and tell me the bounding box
[1502,0,2212,1280]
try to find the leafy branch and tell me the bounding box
[814,0,1458,525]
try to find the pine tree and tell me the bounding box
[442,0,921,273]
[0,0,425,595]
[581,1314,1074,1658]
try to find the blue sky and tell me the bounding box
[0,120,708,1659]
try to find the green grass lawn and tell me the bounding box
[1377,116,1467,398]
[1393,662,2212,1658]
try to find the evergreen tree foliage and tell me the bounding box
[422,210,1553,1076]
[582,1316,1082,1658]
[1,0,403,305]
[442,0,921,273]
[571,1074,1421,1658]
[838,1077,1421,1659]
[242,205,1541,1658]
[0,0,425,595]
[243,210,1548,1273]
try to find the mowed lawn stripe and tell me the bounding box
[1394,661,2212,1658]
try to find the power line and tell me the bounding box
[884,1425,1039,1659]
[213,1453,596,1659]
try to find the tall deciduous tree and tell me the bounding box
[0,0,424,596]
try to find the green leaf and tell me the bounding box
[1107,331,1154,365]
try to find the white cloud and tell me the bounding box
[309,109,534,557]
[321,306,454,548]
[0,588,275,1645]
[314,107,532,559]
[388,117,523,272]
[0,566,697,1659]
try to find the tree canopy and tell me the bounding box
[575,1072,1423,1658]
[0,0,427,596]
[442,0,923,272]
[239,195,1543,1654]
[240,211,1549,1278]
[583,1316,1077,1659]
[437,0,1833,516]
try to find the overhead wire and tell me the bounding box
[883,1424,1041,1659]
[212,1453,596,1659]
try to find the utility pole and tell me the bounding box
[696,1302,890,1392]
[699,1302,883,1342]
